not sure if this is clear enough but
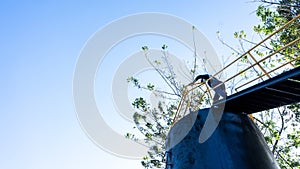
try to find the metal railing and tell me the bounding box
[172,14,300,125]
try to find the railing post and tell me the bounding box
[247,51,271,79]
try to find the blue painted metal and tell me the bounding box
[166,108,280,169]
[166,67,300,168]
[221,66,300,114]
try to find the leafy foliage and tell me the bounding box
[233,0,300,168]
[125,1,300,168]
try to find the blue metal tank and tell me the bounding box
[165,108,280,169]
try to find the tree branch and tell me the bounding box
[255,0,300,8]
[144,51,181,97]
[272,107,285,154]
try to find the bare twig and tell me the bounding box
[272,107,285,153]
[144,52,181,97]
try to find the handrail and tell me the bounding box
[171,14,300,125]
[212,14,300,79]
[235,56,300,91]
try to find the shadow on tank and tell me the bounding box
[165,108,280,169]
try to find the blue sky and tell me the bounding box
[1,1,260,168]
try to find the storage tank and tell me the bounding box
[165,108,280,169]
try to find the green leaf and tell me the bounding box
[162,44,168,50]
[141,46,148,51]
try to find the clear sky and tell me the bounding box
[1,1,259,169]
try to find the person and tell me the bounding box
[193,74,227,101]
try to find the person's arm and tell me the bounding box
[193,74,210,83]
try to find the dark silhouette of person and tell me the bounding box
[193,74,227,101]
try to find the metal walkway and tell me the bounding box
[222,66,300,114]
[172,14,300,124]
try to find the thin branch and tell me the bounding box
[217,34,241,55]
[161,50,181,93]
[253,116,271,129]
[139,86,180,97]
[192,26,198,79]
[144,52,181,97]
[276,150,294,168]
[272,107,285,153]
[255,0,300,8]
[239,37,273,51]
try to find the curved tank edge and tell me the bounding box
[165,108,280,169]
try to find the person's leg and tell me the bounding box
[218,85,227,98]
[214,85,226,99]
[212,93,220,102]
